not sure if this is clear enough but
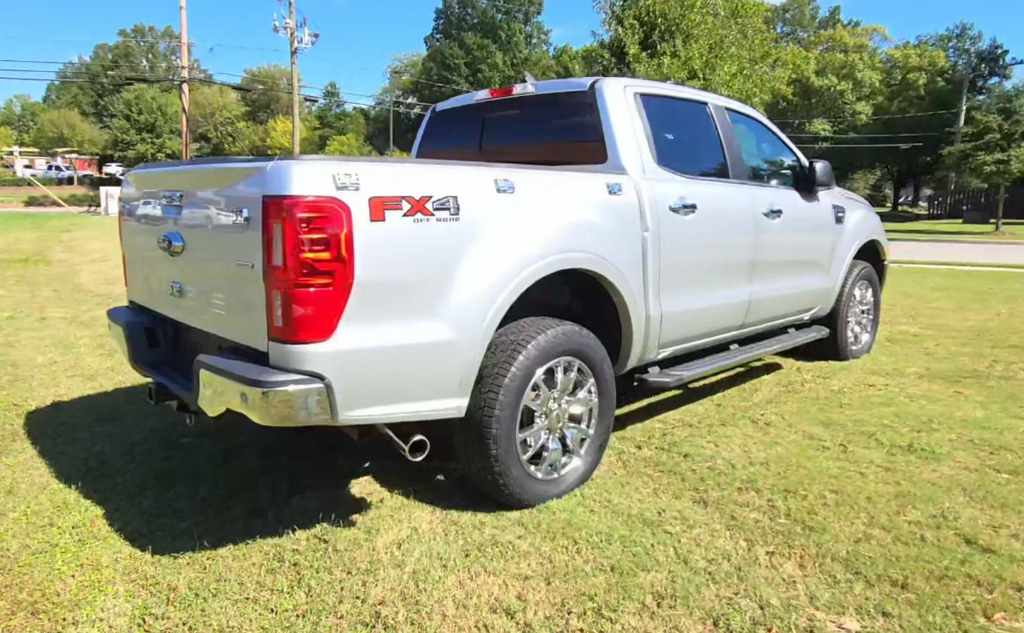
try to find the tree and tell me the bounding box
[314,81,367,148]
[43,24,204,127]
[324,133,376,157]
[772,0,851,47]
[550,43,613,78]
[870,43,955,211]
[0,126,14,148]
[31,109,106,154]
[0,95,46,144]
[414,0,551,104]
[190,84,256,156]
[240,64,295,125]
[364,54,430,155]
[107,84,180,164]
[921,23,1020,99]
[944,86,1024,232]
[264,115,319,155]
[597,0,789,109]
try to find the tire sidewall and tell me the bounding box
[836,263,882,360]
[492,325,616,505]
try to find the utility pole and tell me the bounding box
[179,0,191,160]
[388,69,394,157]
[273,1,319,156]
[288,0,299,155]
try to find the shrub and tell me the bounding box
[0,176,64,187]
[24,192,100,208]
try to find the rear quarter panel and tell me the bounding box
[265,159,645,425]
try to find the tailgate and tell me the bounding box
[120,161,271,351]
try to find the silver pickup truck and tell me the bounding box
[108,77,888,507]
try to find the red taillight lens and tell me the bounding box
[262,196,355,344]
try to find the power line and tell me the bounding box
[796,143,925,149]
[776,109,958,123]
[786,132,943,138]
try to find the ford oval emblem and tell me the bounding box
[157,231,185,257]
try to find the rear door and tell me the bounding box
[634,92,756,351]
[120,162,271,350]
[723,110,837,325]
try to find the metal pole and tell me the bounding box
[388,69,394,157]
[289,0,300,156]
[947,72,970,192]
[179,0,191,160]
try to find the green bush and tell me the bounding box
[23,192,100,208]
[0,176,64,187]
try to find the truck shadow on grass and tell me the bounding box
[24,363,780,555]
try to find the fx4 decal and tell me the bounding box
[369,196,461,224]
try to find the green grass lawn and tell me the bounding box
[2,213,1024,632]
[882,218,1024,241]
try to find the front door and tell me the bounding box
[636,94,757,351]
[724,110,837,325]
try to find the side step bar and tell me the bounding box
[637,325,830,390]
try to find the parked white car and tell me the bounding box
[102,163,127,178]
[108,77,889,507]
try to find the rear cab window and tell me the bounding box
[417,91,607,166]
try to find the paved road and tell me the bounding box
[890,240,1024,266]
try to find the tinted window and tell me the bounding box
[639,95,728,179]
[417,91,607,166]
[726,110,802,188]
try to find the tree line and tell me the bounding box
[1,0,1021,210]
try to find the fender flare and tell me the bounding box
[458,253,643,392]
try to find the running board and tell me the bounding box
[637,326,830,390]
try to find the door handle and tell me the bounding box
[669,200,698,216]
[762,207,784,220]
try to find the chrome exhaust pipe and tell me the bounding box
[376,424,431,462]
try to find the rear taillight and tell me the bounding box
[262,196,355,344]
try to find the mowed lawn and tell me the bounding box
[883,218,1024,241]
[2,213,1024,633]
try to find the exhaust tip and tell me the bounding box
[405,435,431,462]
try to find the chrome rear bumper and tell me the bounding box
[107,306,335,427]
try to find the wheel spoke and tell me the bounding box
[519,422,546,443]
[523,382,549,412]
[538,436,563,476]
[521,430,547,461]
[563,423,591,455]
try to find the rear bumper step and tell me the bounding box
[637,326,830,390]
[107,306,335,427]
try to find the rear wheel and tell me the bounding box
[813,261,882,360]
[454,317,616,508]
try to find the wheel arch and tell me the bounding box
[463,257,642,391]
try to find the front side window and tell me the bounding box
[726,110,802,188]
[639,95,729,179]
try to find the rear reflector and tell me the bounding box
[475,83,537,101]
[262,196,354,344]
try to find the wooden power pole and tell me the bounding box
[288,0,300,155]
[179,0,191,160]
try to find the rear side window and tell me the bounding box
[639,95,729,179]
[417,91,607,166]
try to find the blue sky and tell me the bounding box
[1,0,1021,107]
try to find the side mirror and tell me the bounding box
[810,159,835,190]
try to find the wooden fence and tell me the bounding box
[928,186,1024,221]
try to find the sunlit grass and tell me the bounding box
[1,213,1023,632]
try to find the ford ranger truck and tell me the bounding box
[108,77,888,508]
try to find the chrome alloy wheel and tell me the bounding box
[846,279,876,351]
[517,356,599,480]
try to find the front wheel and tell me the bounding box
[454,317,616,508]
[813,260,882,361]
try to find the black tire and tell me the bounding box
[454,317,616,508]
[813,260,882,361]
